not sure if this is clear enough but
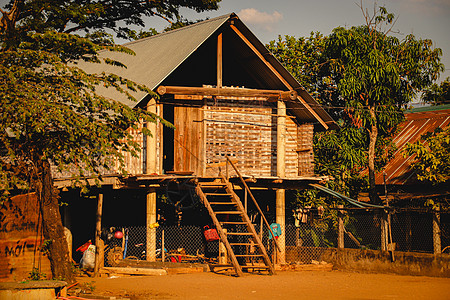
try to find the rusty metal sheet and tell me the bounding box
[376,108,450,186]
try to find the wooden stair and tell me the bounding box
[195,177,275,276]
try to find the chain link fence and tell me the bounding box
[103,209,449,266]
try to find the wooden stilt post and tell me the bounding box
[94,194,104,277]
[276,100,286,264]
[145,99,158,262]
[433,206,441,254]
[338,205,344,249]
[146,190,157,261]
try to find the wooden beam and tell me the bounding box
[157,85,297,100]
[296,96,329,130]
[217,33,223,88]
[146,99,157,174]
[229,24,329,130]
[277,100,286,178]
[276,100,286,264]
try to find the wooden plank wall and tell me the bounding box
[116,122,145,175]
[51,101,313,179]
[173,106,204,174]
[297,124,314,176]
[52,121,148,179]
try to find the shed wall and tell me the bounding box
[202,99,312,178]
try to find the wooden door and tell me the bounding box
[173,106,204,174]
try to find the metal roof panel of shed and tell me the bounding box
[377,107,450,186]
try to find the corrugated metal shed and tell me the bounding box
[377,106,450,186]
[77,13,336,130]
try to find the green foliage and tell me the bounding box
[2,0,220,40]
[123,17,206,41]
[39,239,52,256]
[269,5,444,203]
[122,28,158,41]
[80,281,96,293]
[421,77,450,105]
[404,127,450,184]
[0,0,219,281]
[28,268,46,281]
[0,0,218,192]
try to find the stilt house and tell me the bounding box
[56,13,337,276]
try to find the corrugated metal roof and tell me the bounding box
[77,13,336,129]
[377,107,450,185]
[78,14,229,106]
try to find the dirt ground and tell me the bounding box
[76,270,450,300]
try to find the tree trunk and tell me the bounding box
[36,159,74,282]
[368,106,380,203]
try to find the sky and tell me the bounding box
[1,0,449,83]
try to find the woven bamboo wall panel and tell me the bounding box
[204,100,301,178]
[115,121,145,175]
[51,122,144,179]
[285,117,299,177]
[297,123,314,175]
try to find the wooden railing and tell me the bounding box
[224,156,281,252]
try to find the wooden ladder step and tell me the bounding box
[199,182,227,186]
[226,232,253,236]
[205,193,232,196]
[220,221,246,225]
[241,265,270,269]
[215,211,242,214]
[235,254,264,257]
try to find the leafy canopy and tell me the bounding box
[0,0,220,282]
[0,0,220,193]
[404,127,450,184]
[421,77,450,106]
[269,5,444,204]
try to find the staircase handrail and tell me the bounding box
[225,156,281,252]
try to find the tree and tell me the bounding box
[0,0,220,282]
[270,6,444,204]
[421,77,450,105]
[324,6,443,202]
[404,127,450,184]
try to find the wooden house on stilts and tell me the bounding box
[57,13,337,276]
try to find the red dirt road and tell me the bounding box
[78,270,450,300]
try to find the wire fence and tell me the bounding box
[103,209,449,266]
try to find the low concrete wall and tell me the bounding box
[0,281,66,300]
[0,194,52,282]
[321,248,450,277]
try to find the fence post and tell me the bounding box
[381,211,388,251]
[433,206,441,254]
[161,229,165,262]
[338,205,344,249]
